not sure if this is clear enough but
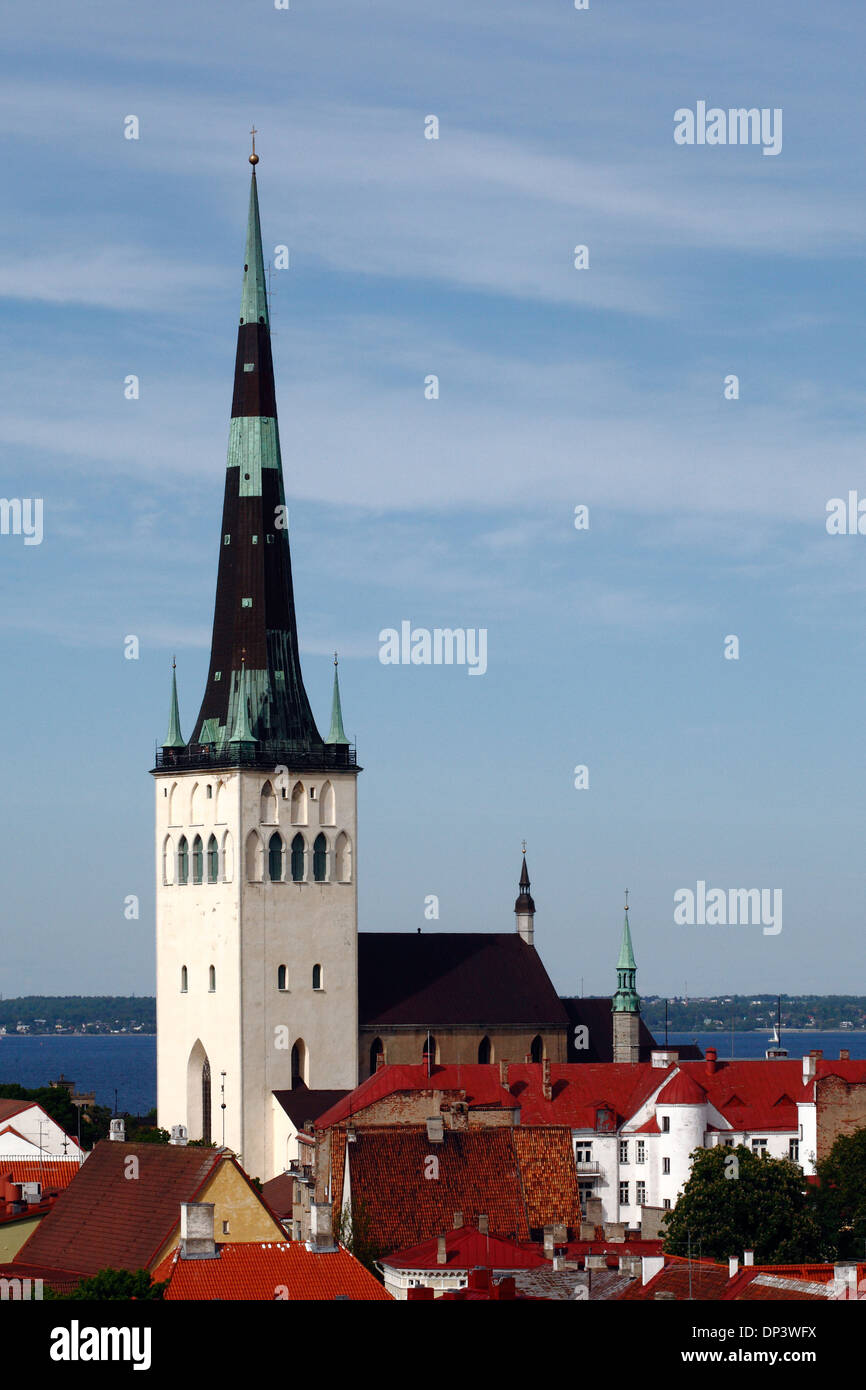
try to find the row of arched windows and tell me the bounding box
[163,829,352,886]
[277,963,324,991]
[180,964,216,992]
[165,778,339,829]
[181,963,324,993]
[369,1033,545,1074]
[166,833,232,886]
[246,830,352,884]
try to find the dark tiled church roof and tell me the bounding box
[358,933,569,1029]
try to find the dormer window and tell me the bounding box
[595,1107,615,1134]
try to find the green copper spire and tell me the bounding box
[163,659,186,749]
[228,657,257,746]
[327,653,349,745]
[612,890,640,1013]
[239,133,269,330]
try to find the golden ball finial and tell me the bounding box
[249,125,259,165]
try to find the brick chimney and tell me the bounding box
[839,1049,850,1061]
[179,1202,218,1260]
[453,1211,464,1229]
[437,1234,447,1265]
[802,1053,818,1085]
[169,1124,188,1146]
[478,1213,489,1234]
[542,1058,552,1102]
[743,1250,754,1266]
[308,1200,337,1253]
[705,1047,717,1075]
[109,1118,125,1142]
[499,1060,509,1088]
[728,1256,739,1278]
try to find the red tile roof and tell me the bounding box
[381,1226,549,1272]
[0,1100,30,1123]
[1,1160,80,1192]
[154,1241,392,1300]
[329,1124,581,1254]
[656,1071,707,1105]
[15,1141,227,1275]
[318,1057,866,1140]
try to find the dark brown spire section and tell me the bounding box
[162,159,357,775]
[515,854,536,915]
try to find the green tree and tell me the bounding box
[335,1196,383,1276]
[45,1268,166,1300]
[662,1144,823,1264]
[813,1127,866,1261]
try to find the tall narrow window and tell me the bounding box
[245,830,263,882]
[291,833,305,882]
[370,1037,384,1075]
[192,835,204,884]
[177,836,189,885]
[268,833,284,882]
[163,835,174,886]
[201,1059,212,1144]
[277,964,288,991]
[207,834,219,883]
[291,1040,306,1089]
[208,964,216,992]
[180,965,188,993]
[530,1034,543,1064]
[478,1036,492,1064]
[312,963,323,991]
[335,832,352,883]
[313,833,327,882]
[422,1035,436,1068]
[320,780,335,826]
[260,780,277,824]
[290,781,307,826]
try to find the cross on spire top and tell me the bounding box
[249,125,259,166]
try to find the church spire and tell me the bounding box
[162,659,186,749]
[612,891,639,1013]
[188,145,330,758]
[327,653,349,745]
[514,844,536,946]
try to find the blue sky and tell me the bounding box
[1,0,865,998]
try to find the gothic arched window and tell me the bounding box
[530,1034,544,1064]
[335,832,352,883]
[207,834,219,883]
[277,964,288,991]
[312,963,323,991]
[180,965,188,993]
[313,833,327,882]
[370,1037,384,1075]
[291,1040,306,1089]
[478,1036,492,1064]
[208,964,216,993]
[291,833,305,882]
[422,1034,436,1069]
[268,832,284,882]
[177,836,189,885]
[192,835,204,885]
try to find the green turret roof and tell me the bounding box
[327,653,349,745]
[612,895,640,1014]
[162,660,186,749]
[228,661,257,745]
[240,163,269,329]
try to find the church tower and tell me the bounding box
[612,893,640,1064]
[153,144,360,1180]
